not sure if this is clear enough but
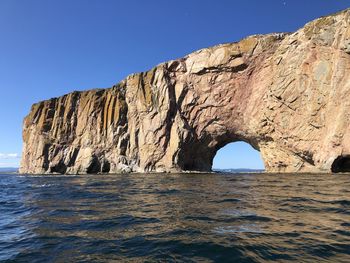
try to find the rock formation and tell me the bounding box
[20,9,350,174]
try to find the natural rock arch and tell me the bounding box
[212,141,264,171]
[177,136,263,172]
[20,9,350,174]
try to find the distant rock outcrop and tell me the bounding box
[20,9,350,174]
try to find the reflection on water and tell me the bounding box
[1,173,350,262]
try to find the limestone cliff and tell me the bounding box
[20,9,350,174]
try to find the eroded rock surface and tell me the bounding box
[20,9,350,174]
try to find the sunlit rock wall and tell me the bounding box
[20,9,350,174]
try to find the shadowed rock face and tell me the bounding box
[20,9,350,174]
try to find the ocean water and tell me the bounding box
[0,173,350,262]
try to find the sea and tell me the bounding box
[1,172,350,262]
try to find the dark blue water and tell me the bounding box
[1,173,350,262]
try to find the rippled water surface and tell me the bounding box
[1,173,350,262]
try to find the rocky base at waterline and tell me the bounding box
[20,9,350,174]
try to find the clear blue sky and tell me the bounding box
[0,0,348,168]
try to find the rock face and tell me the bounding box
[20,9,350,174]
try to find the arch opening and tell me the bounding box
[331,155,350,173]
[212,141,265,172]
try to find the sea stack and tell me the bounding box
[20,9,350,174]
